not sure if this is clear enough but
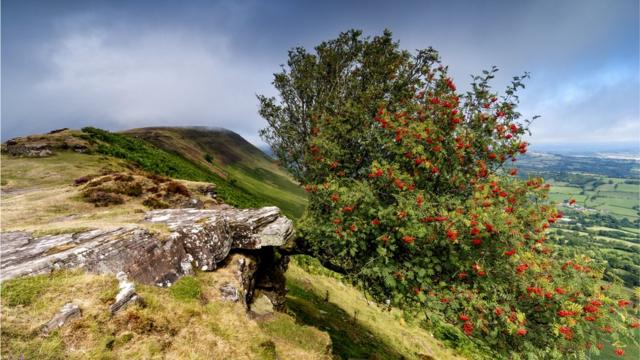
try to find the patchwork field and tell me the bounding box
[522,169,639,290]
[545,176,639,222]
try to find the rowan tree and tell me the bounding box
[258,30,638,359]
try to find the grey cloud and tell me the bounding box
[2,0,638,148]
[3,23,275,144]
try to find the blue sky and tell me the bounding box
[2,0,638,148]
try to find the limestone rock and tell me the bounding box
[110,272,144,314]
[1,206,292,285]
[0,227,190,286]
[1,206,293,310]
[3,129,92,157]
[214,253,260,306]
[41,302,81,334]
[250,294,276,317]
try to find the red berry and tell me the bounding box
[402,235,415,244]
[462,322,473,335]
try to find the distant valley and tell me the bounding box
[514,150,639,289]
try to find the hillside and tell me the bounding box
[124,127,307,219]
[3,128,637,359]
[0,128,463,360]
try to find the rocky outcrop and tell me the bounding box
[4,139,54,157]
[3,131,90,157]
[1,206,293,309]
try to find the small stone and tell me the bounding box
[250,294,275,316]
[219,282,239,302]
[41,302,81,334]
[110,272,144,314]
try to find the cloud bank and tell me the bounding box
[2,0,638,147]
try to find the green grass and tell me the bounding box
[622,227,640,234]
[1,270,333,359]
[594,334,640,360]
[550,185,582,194]
[1,273,56,306]
[548,175,639,221]
[82,127,269,210]
[616,184,640,193]
[259,314,330,355]
[122,127,307,218]
[0,152,124,190]
[225,165,307,218]
[284,261,463,360]
[169,276,202,302]
[1,329,66,360]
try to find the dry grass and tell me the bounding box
[1,270,332,360]
[1,153,218,234]
[1,152,124,191]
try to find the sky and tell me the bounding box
[2,0,639,149]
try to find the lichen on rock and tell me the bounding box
[1,206,293,311]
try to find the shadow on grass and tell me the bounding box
[285,280,407,360]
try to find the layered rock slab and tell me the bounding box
[0,206,293,289]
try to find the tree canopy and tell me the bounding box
[258,30,638,359]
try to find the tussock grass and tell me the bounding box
[1,270,332,359]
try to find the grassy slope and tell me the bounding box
[124,127,307,219]
[1,270,332,360]
[1,132,462,359]
[81,127,269,212]
[286,262,463,360]
[0,152,205,234]
[0,265,462,360]
[0,152,144,233]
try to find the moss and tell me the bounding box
[169,276,202,302]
